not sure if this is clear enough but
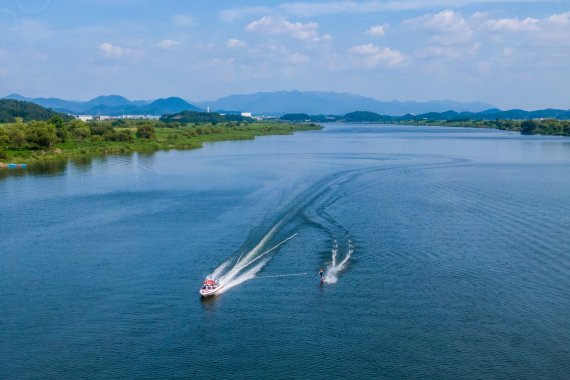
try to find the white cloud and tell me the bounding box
[485,17,540,32]
[220,6,271,23]
[546,12,570,26]
[226,38,247,48]
[481,11,570,45]
[349,43,405,68]
[158,39,179,49]
[245,16,330,42]
[173,14,194,26]
[407,9,472,34]
[98,42,140,58]
[99,42,126,57]
[406,10,474,45]
[366,24,388,37]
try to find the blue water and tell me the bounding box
[1,125,569,379]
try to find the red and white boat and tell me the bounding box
[199,277,223,297]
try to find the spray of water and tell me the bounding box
[323,239,353,284]
[209,233,298,294]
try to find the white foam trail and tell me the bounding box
[331,240,338,268]
[208,233,298,294]
[217,259,269,294]
[219,225,280,282]
[210,260,231,279]
[324,240,353,284]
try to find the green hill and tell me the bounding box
[160,111,252,124]
[0,99,72,123]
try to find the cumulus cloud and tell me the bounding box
[366,24,388,37]
[158,39,179,48]
[406,9,473,44]
[480,11,570,45]
[349,44,405,68]
[547,12,570,26]
[485,17,540,32]
[99,42,127,57]
[226,38,247,48]
[245,16,331,42]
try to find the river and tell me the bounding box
[1,124,569,379]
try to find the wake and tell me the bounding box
[323,239,353,284]
[210,232,298,294]
[201,155,465,294]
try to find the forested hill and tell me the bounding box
[160,110,252,124]
[0,99,72,123]
[282,108,570,123]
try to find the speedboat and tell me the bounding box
[199,277,223,297]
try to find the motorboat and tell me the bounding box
[199,277,223,297]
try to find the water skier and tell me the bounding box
[319,268,324,284]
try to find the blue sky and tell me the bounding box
[0,0,569,109]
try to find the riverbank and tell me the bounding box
[0,122,321,165]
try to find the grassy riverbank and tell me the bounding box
[0,120,321,165]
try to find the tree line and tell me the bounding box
[281,112,570,136]
[0,117,157,157]
[160,110,253,124]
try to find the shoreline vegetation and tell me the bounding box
[2,97,569,167]
[281,111,570,136]
[0,115,321,165]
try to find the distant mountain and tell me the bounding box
[5,94,84,113]
[14,91,567,118]
[283,108,570,123]
[201,91,495,116]
[83,95,133,108]
[3,94,202,116]
[413,109,570,121]
[0,99,72,123]
[142,97,201,115]
[4,93,30,101]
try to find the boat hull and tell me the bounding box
[199,286,223,297]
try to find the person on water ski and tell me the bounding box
[319,268,324,281]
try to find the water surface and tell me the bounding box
[1,125,569,379]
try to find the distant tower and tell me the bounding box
[207,106,210,113]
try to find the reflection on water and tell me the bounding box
[0,159,69,179]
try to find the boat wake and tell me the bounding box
[209,232,298,294]
[323,240,353,284]
[201,154,469,295]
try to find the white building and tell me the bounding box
[241,112,252,117]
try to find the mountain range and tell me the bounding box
[200,91,495,116]
[3,94,202,116]
[5,91,495,116]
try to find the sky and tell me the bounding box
[0,0,569,109]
